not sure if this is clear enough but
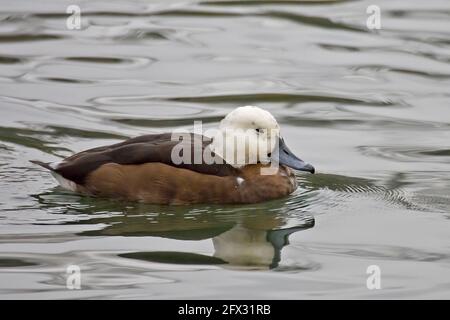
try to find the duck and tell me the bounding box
[31,106,315,205]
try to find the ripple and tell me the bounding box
[358,146,450,164]
[0,258,36,267]
[419,149,450,157]
[0,126,66,155]
[111,29,172,42]
[165,93,393,106]
[0,125,124,155]
[0,55,26,64]
[119,251,227,265]
[298,172,423,211]
[201,0,351,5]
[310,243,449,262]
[58,56,156,72]
[63,56,139,65]
[0,34,63,42]
[153,9,366,33]
[351,64,450,80]
[111,116,224,128]
[38,77,95,84]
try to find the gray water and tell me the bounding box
[0,0,449,299]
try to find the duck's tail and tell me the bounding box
[30,160,78,191]
[30,160,55,171]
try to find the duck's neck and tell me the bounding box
[210,131,245,168]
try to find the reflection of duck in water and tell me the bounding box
[69,204,314,269]
[120,218,314,270]
[212,222,313,269]
[31,106,314,204]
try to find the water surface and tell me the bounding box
[0,0,449,299]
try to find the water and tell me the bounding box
[0,0,449,299]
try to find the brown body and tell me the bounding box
[81,163,297,205]
[32,133,298,205]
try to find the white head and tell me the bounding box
[210,106,314,173]
[210,106,279,167]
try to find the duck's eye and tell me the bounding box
[255,128,262,133]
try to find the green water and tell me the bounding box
[0,0,449,299]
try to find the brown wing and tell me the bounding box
[54,133,239,185]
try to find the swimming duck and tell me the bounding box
[31,106,314,204]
